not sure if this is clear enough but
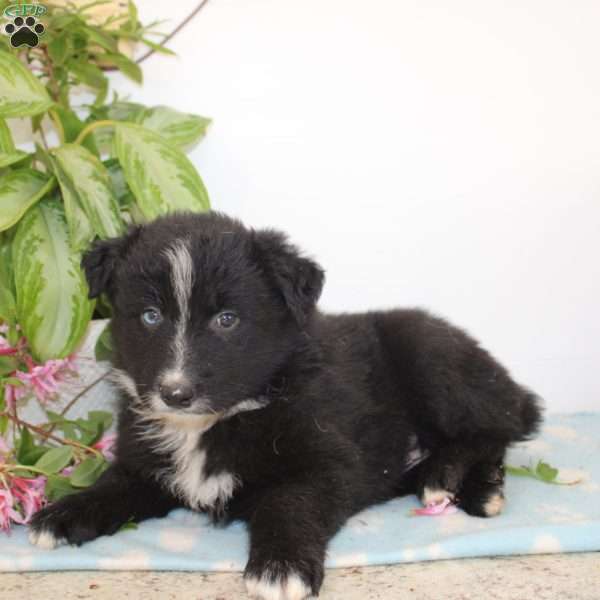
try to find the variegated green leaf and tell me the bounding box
[0,169,56,232]
[50,158,95,252]
[54,144,123,239]
[113,122,210,219]
[90,101,145,150]
[0,232,16,325]
[0,51,54,118]
[0,118,26,167]
[135,106,211,148]
[103,158,134,206]
[13,199,93,361]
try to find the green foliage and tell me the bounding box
[114,122,210,218]
[505,460,581,486]
[7,408,114,500]
[34,445,74,474]
[94,323,114,362]
[12,198,94,361]
[0,1,211,361]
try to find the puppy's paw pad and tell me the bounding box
[421,486,455,507]
[245,571,313,600]
[28,528,66,550]
[482,492,505,517]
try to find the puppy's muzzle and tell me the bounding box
[159,382,194,408]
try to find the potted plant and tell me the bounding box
[0,0,210,531]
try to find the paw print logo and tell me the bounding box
[4,16,45,48]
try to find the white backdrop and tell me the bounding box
[107,0,599,412]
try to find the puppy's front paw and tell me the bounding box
[244,559,320,600]
[29,493,120,548]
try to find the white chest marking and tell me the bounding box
[134,398,268,511]
[147,420,237,511]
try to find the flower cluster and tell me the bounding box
[1,330,77,410]
[0,475,47,532]
[0,328,117,534]
[0,436,47,532]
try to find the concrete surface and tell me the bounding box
[1,553,598,600]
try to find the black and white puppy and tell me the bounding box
[30,212,542,599]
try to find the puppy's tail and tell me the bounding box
[515,389,544,442]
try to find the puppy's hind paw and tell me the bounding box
[458,463,506,518]
[420,486,455,507]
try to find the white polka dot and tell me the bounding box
[544,426,578,440]
[401,548,416,561]
[98,551,151,569]
[581,480,600,493]
[158,527,197,552]
[436,512,472,535]
[531,534,562,553]
[0,554,34,571]
[211,559,244,571]
[537,504,586,523]
[0,558,15,570]
[515,439,552,453]
[328,552,369,567]
[555,468,586,485]
[16,556,34,570]
[427,543,444,559]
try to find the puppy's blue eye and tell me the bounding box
[215,311,239,329]
[141,308,162,327]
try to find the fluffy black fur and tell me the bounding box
[30,212,542,598]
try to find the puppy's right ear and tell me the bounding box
[81,227,140,299]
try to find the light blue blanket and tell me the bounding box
[1,412,598,571]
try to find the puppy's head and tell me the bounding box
[82,212,324,418]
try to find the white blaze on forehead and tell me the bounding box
[162,239,194,383]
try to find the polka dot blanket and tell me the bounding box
[1,412,598,571]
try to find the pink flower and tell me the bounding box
[0,487,23,532]
[0,336,16,356]
[0,476,46,532]
[0,436,9,455]
[93,433,117,461]
[12,356,77,405]
[11,476,46,523]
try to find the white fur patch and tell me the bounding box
[29,529,64,550]
[223,398,269,419]
[162,239,194,385]
[245,571,312,600]
[483,493,505,517]
[133,397,237,511]
[109,368,139,399]
[421,487,455,506]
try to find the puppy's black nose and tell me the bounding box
[159,383,194,408]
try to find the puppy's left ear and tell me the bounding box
[254,229,325,326]
[81,227,141,299]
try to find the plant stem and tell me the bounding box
[3,464,50,477]
[38,126,49,151]
[41,371,110,441]
[40,45,60,103]
[0,411,102,458]
[74,120,116,145]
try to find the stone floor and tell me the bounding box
[1,553,598,600]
